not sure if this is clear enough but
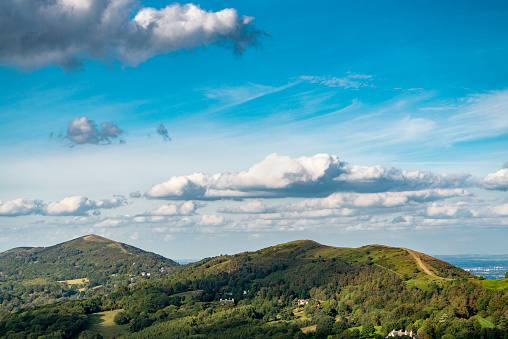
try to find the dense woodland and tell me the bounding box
[0,235,178,313]
[0,237,507,338]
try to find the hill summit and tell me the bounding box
[0,234,178,313]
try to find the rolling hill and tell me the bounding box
[1,237,507,339]
[0,234,178,313]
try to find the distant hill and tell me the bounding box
[0,234,178,313]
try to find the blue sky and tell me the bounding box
[0,0,507,258]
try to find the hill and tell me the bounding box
[0,234,178,313]
[1,239,507,339]
[175,240,472,289]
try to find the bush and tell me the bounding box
[113,311,129,325]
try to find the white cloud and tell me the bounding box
[145,153,473,201]
[218,200,277,213]
[44,196,125,216]
[197,214,229,226]
[0,1,262,70]
[0,198,44,216]
[144,201,202,216]
[486,202,508,216]
[482,168,508,191]
[335,165,470,192]
[221,189,469,217]
[424,202,473,219]
[0,196,125,217]
[146,153,345,199]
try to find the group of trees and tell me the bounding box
[0,237,179,313]
[0,240,508,338]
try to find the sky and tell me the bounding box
[1,0,508,259]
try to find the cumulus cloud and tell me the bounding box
[144,201,202,216]
[0,196,125,216]
[424,202,473,219]
[146,153,346,200]
[0,198,44,216]
[335,165,471,192]
[197,214,229,226]
[299,73,374,89]
[67,117,123,145]
[146,153,471,200]
[44,196,126,215]
[218,200,278,214]
[482,168,508,191]
[0,0,263,70]
[483,202,508,217]
[157,123,171,141]
[220,189,470,217]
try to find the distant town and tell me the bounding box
[434,254,508,280]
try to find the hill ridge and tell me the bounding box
[83,234,129,253]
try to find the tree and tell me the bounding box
[362,323,375,337]
[333,320,348,334]
[498,317,508,331]
[315,316,335,339]
[78,331,104,339]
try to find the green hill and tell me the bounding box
[0,234,178,313]
[176,240,472,287]
[1,238,506,339]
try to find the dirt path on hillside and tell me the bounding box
[373,263,404,277]
[402,248,445,280]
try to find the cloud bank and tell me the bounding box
[145,153,347,199]
[0,0,262,70]
[145,153,471,200]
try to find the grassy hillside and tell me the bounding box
[175,240,473,288]
[1,238,506,339]
[0,235,178,313]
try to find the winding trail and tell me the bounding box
[402,248,449,280]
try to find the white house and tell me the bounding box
[386,329,417,338]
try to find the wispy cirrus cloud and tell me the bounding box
[0,0,263,70]
[299,73,374,89]
[204,82,298,111]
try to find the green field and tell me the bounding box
[481,278,508,291]
[172,290,196,303]
[58,278,89,285]
[300,324,317,333]
[86,309,130,338]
